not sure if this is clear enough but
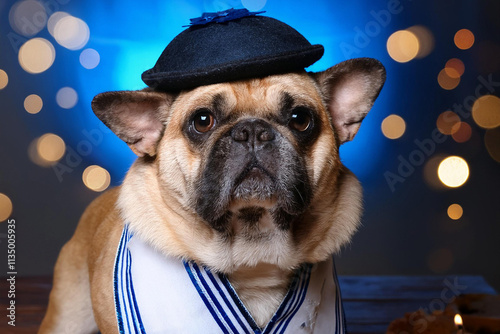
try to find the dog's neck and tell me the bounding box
[228,263,294,328]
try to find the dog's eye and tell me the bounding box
[193,110,216,133]
[289,108,311,132]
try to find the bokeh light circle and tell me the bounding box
[24,94,43,114]
[407,25,434,58]
[241,0,267,11]
[18,38,56,74]
[437,156,469,188]
[381,114,406,139]
[445,58,465,79]
[387,30,420,63]
[0,193,13,222]
[447,204,463,220]
[47,11,70,36]
[0,70,8,89]
[472,95,500,129]
[454,29,475,50]
[438,68,460,90]
[79,48,100,69]
[8,0,47,37]
[56,87,78,109]
[53,15,90,50]
[36,133,66,163]
[451,122,472,143]
[436,111,461,135]
[83,165,111,192]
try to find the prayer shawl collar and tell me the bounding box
[114,224,347,333]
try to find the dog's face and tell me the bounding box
[92,58,385,271]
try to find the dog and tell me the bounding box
[40,10,385,334]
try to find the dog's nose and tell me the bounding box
[231,119,275,147]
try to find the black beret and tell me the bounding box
[141,10,324,92]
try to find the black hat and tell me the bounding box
[141,8,324,91]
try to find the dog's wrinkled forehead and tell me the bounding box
[175,73,323,121]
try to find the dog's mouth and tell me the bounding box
[195,132,312,232]
[232,163,277,202]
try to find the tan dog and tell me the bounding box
[39,58,385,333]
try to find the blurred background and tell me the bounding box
[0,0,499,291]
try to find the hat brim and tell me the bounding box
[142,44,324,92]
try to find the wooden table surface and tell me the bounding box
[0,275,497,333]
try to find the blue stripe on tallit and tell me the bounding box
[332,259,347,334]
[184,261,230,333]
[113,225,127,334]
[276,266,312,334]
[260,276,296,334]
[192,262,240,333]
[114,226,146,334]
[125,251,139,333]
[206,270,253,334]
[121,228,133,333]
[126,251,146,334]
[268,280,301,333]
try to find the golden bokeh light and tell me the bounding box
[447,204,463,220]
[451,122,472,143]
[437,156,469,188]
[0,69,8,89]
[444,58,464,79]
[8,0,47,37]
[454,29,474,50]
[407,25,434,58]
[37,133,66,163]
[0,193,13,222]
[56,87,78,109]
[485,127,500,163]
[53,15,90,50]
[387,30,420,63]
[472,95,500,129]
[18,38,56,74]
[83,165,111,192]
[80,48,100,69]
[381,115,406,139]
[436,111,461,135]
[428,248,454,274]
[437,68,460,90]
[24,94,43,114]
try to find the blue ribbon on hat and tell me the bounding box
[185,8,265,27]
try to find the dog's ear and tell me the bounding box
[91,89,175,157]
[313,58,386,144]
